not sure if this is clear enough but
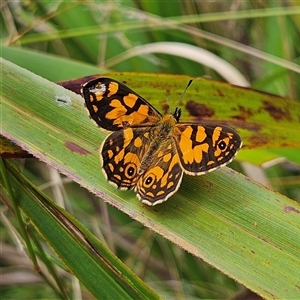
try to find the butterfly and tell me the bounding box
[81,77,242,206]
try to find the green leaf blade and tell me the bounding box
[2,58,300,299]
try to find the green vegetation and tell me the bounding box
[1,2,299,299]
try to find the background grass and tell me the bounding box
[1,1,300,299]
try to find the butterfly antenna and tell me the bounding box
[177,78,193,106]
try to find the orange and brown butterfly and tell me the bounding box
[81,77,242,206]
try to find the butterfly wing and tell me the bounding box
[100,126,153,190]
[82,77,162,131]
[136,140,183,206]
[174,124,242,175]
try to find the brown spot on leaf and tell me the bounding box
[238,122,261,132]
[248,134,269,148]
[232,105,255,121]
[58,75,103,95]
[284,205,300,214]
[262,101,291,121]
[249,131,291,148]
[185,101,215,118]
[161,103,170,115]
[65,141,91,155]
[1,150,33,159]
[217,89,225,97]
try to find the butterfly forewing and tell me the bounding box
[82,78,161,131]
[174,124,242,175]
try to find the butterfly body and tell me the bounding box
[82,78,242,205]
[139,113,178,170]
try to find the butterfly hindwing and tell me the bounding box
[100,126,152,190]
[82,78,161,131]
[174,123,242,175]
[136,140,183,205]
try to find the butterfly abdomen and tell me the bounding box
[139,114,177,174]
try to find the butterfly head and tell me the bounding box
[173,107,181,122]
